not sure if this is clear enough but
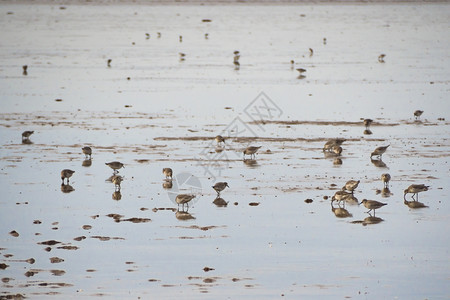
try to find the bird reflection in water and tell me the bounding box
[175,210,196,221]
[331,202,352,218]
[243,159,258,168]
[404,199,428,209]
[163,179,173,189]
[213,197,228,207]
[371,158,387,168]
[362,214,384,226]
[82,159,92,167]
[376,187,392,198]
[112,190,122,201]
[61,183,75,193]
[363,129,373,135]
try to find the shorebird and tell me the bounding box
[175,194,195,210]
[323,139,345,152]
[233,54,240,68]
[205,33,209,39]
[296,68,306,75]
[323,37,327,45]
[363,118,373,129]
[414,110,423,120]
[342,180,360,194]
[378,54,386,63]
[359,199,387,214]
[21,131,34,140]
[107,59,112,67]
[243,146,261,160]
[145,33,150,39]
[381,173,391,188]
[179,52,186,61]
[105,161,124,174]
[370,145,390,159]
[404,184,429,201]
[331,190,352,205]
[157,32,161,38]
[163,168,173,179]
[179,35,182,42]
[82,146,92,159]
[290,60,295,68]
[22,65,28,76]
[309,48,314,56]
[61,169,75,184]
[112,175,123,191]
[331,145,342,156]
[215,135,225,145]
[212,182,229,196]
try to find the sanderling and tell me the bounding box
[175,194,196,210]
[112,175,123,191]
[22,65,28,75]
[243,146,261,160]
[163,168,173,179]
[22,131,34,140]
[370,145,389,159]
[82,146,92,159]
[331,190,352,205]
[359,199,387,214]
[61,169,75,184]
[215,135,225,145]
[342,180,360,194]
[378,54,386,63]
[381,173,391,188]
[212,182,229,196]
[363,119,373,129]
[107,59,112,67]
[404,184,429,201]
[323,139,345,152]
[105,161,124,174]
[414,110,423,120]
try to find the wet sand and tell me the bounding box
[1,1,449,299]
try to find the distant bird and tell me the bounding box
[82,146,92,159]
[205,33,209,39]
[107,59,112,67]
[212,182,229,196]
[363,118,373,129]
[21,131,34,140]
[112,175,123,191]
[163,168,173,179]
[157,32,161,38]
[296,68,306,75]
[61,169,75,184]
[105,161,124,174]
[175,194,195,210]
[290,60,295,69]
[22,65,28,76]
[323,139,345,152]
[331,145,342,156]
[370,145,390,159]
[404,184,429,201]
[215,135,225,145]
[381,173,391,188]
[309,48,314,56]
[342,180,360,194]
[414,110,424,120]
[179,52,186,61]
[233,50,240,56]
[243,146,261,160]
[179,35,183,42]
[233,54,240,67]
[323,37,327,45]
[378,54,386,63]
[145,33,150,39]
[359,199,387,214]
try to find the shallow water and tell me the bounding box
[0,2,449,299]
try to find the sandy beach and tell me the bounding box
[0,1,449,298]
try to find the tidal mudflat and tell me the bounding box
[0,1,449,299]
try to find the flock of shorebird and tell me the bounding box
[20,108,429,216]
